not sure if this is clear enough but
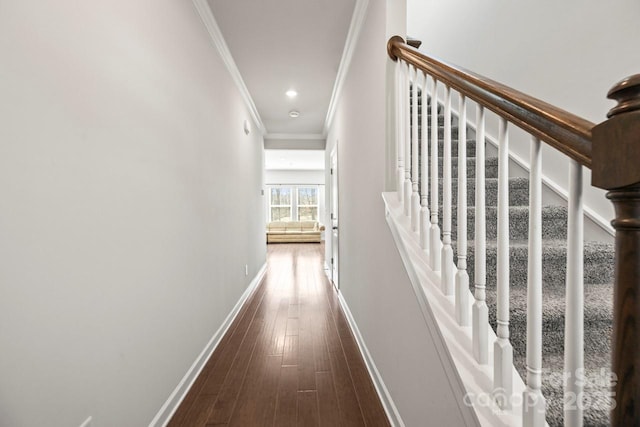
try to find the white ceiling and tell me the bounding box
[208,0,356,137]
[264,149,325,170]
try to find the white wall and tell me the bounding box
[0,2,265,426]
[407,0,640,234]
[265,169,325,185]
[324,0,473,425]
[264,138,326,150]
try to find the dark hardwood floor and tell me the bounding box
[168,243,390,427]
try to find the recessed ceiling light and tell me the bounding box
[289,110,300,118]
[286,89,297,98]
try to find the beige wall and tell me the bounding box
[0,2,265,426]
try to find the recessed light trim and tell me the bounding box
[289,110,300,118]
[286,89,298,98]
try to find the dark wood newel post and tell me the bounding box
[592,74,640,426]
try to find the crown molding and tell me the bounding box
[191,0,266,135]
[323,0,370,136]
[264,133,325,140]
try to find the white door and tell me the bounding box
[330,146,339,289]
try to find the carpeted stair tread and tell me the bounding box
[437,156,500,179]
[439,204,568,241]
[462,240,615,288]
[513,353,612,427]
[437,176,530,207]
[416,136,479,157]
[484,284,614,354]
[415,125,477,141]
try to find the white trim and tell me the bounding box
[323,261,331,280]
[149,263,268,427]
[337,291,405,427]
[191,0,266,135]
[264,133,325,140]
[78,416,92,427]
[323,0,370,136]
[264,168,326,173]
[383,192,532,427]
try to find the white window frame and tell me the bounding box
[296,186,319,221]
[269,186,293,222]
[267,185,320,222]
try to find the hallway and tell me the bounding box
[168,243,390,426]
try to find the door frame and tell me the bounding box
[330,144,339,290]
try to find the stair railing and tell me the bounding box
[387,35,639,427]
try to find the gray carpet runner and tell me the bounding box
[411,94,614,426]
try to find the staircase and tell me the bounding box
[415,95,615,426]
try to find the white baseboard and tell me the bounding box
[336,292,405,427]
[149,263,268,427]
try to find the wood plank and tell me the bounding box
[288,303,299,319]
[267,298,289,356]
[205,315,266,424]
[273,365,298,427]
[297,302,317,391]
[297,391,320,427]
[338,323,390,426]
[316,371,341,427]
[175,393,217,427]
[282,335,298,366]
[227,354,282,426]
[285,317,299,336]
[324,316,366,426]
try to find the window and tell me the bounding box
[270,187,292,221]
[297,187,318,221]
[267,185,322,222]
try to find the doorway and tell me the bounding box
[330,145,339,290]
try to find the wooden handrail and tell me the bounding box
[387,35,594,168]
[387,35,640,426]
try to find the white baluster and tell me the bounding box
[494,118,513,409]
[411,67,420,232]
[455,94,469,326]
[473,104,488,365]
[430,79,441,271]
[565,160,584,427]
[420,72,430,252]
[396,60,404,202]
[523,137,546,426]
[441,86,454,296]
[404,62,412,216]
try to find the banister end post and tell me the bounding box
[592,74,640,427]
[387,36,405,62]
